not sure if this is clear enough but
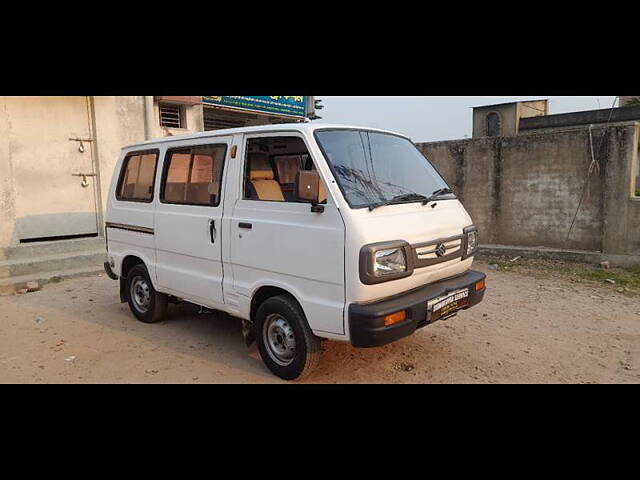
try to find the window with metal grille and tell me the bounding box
[203,107,256,131]
[204,115,244,130]
[159,104,184,129]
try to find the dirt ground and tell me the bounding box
[1,259,639,384]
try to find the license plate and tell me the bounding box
[427,288,469,322]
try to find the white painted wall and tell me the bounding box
[0,96,206,251]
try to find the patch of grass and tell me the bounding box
[576,268,640,289]
[478,254,640,292]
[636,189,640,197]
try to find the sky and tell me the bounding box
[313,96,618,143]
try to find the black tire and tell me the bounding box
[255,295,321,381]
[126,264,168,324]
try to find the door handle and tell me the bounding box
[209,219,216,243]
[239,222,252,230]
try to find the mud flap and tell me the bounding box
[242,319,256,347]
[119,277,128,304]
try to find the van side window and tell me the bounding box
[244,137,323,203]
[161,144,227,206]
[116,151,159,202]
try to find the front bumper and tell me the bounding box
[349,270,486,348]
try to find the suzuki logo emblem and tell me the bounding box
[435,243,447,257]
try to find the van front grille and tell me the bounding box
[411,234,464,269]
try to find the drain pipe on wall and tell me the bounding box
[143,96,155,140]
[87,96,104,235]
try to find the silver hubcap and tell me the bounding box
[130,276,151,313]
[263,314,296,366]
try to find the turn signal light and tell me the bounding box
[384,310,407,326]
[475,280,485,291]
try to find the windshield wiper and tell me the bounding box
[368,192,429,211]
[421,187,455,205]
[367,188,455,211]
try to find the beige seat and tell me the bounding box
[249,154,284,201]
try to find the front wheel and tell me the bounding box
[255,295,321,381]
[126,264,168,323]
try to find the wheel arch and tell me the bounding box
[250,285,305,323]
[121,254,146,279]
[119,254,152,304]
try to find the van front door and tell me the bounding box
[226,133,346,336]
[154,138,231,308]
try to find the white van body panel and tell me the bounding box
[107,124,480,345]
[153,136,232,310]
[228,199,345,335]
[107,229,157,280]
[227,131,346,336]
[220,134,245,316]
[105,147,158,283]
[344,200,474,305]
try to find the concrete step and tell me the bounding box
[0,250,107,279]
[0,265,106,295]
[1,237,105,261]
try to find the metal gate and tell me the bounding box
[5,96,99,241]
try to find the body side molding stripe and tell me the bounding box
[105,222,154,235]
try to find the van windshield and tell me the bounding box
[314,129,454,209]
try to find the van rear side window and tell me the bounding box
[161,144,227,206]
[116,151,159,202]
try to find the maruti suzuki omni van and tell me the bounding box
[103,124,486,380]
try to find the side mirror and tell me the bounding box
[297,171,324,213]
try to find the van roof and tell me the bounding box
[122,123,410,149]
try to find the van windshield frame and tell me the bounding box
[313,128,455,210]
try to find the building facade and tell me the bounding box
[472,100,548,138]
[0,96,313,252]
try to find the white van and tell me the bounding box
[104,124,486,380]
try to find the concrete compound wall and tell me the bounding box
[417,123,640,259]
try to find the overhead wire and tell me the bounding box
[564,96,619,245]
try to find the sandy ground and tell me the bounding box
[1,261,639,384]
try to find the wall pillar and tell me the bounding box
[0,98,18,253]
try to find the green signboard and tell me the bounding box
[202,96,307,118]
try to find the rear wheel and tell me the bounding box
[126,264,168,323]
[255,295,321,381]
